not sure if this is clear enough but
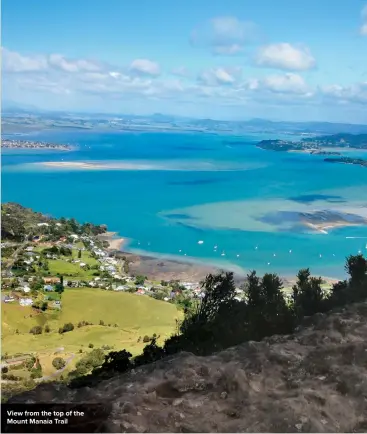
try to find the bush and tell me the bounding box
[44,325,50,333]
[29,326,43,335]
[99,320,105,326]
[143,335,150,343]
[59,323,74,334]
[2,367,8,374]
[25,356,36,370]
[88,343,94,348]
[52,357,66,370]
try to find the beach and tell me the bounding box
[97,231,126,251]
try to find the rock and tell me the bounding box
[173,398,184,406]
[220,391,228,399]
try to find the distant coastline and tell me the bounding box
[1,139,73,151]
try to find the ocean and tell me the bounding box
[2,130,367,279]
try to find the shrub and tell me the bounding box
[59,323,74,334]
[143,335,150,343]
[99,320,105,326]
[2,367,8,374]
[52,357,66,370]
[44,325,50,333]
[29,326,43,335]
[25,356,36,370]
[88,343,94,348]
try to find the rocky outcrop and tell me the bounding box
[9,302,367,432]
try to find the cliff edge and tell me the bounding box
[8,302,367,433]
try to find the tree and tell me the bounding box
[292,268,325,317]
[55,283,64,294]
[88,343,94,348]
[143,335,150,343]
[44,324,50,333]
[52,357,66,370]
[135,275,146,286]
[345,254,367,285]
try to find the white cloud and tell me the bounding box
[361,5,367,35]
[2,48,103,74]
[257,73,310,95]
[129,59,160,76]
[3,47,366,117]
[2,47,48,72]
[198,67,241,86]
[256,43,316,71]
[48,54,101,73]
[321,82,367,104]
[191,16,259,55]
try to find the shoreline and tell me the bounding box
[97,231,127,251]
[106,239,343,286]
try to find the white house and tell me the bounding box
[79,262,86,267]
[37,222,49,227]
[19,298,33,306]
[23,286,31,293]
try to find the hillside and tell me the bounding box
[2,289,182,356]
[7,301,367,433]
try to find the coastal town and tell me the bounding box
[1,139,72,151]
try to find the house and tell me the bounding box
[26,246,34,252]
[114,285,129,291]
[3,295,15,303]
[37,222,49,227]
[23,286,31,293]
[53,300,61,309]
[70,234,79,240]
[163,297,170,302]
[137,288,145,295]
[79,262,86,267]
[43,277,60,284]
[19,298,33,307]
[44,285,54,292]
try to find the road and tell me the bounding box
[4,234,31,274]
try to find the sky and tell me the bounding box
[2,0,367,122]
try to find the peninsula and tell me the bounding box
[324,157,367,168]
[1,139,72,151]
[257,133,367,153]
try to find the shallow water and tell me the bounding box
[2,130,367,279]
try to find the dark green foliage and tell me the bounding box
[25,356,36,370]
[52,357,66,370]
[29,326,43,335]
[134,339,165,367]
[135,275,147,286]
[59,322,74,333]
[100,349,132,373]
[345,254,367,285]
[292,269,325,317]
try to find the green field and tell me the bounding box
[2,288,182,359]
[34,244,103,280]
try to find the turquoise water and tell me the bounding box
[2,130,367,279]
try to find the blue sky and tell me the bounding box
[2,0,367,122]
